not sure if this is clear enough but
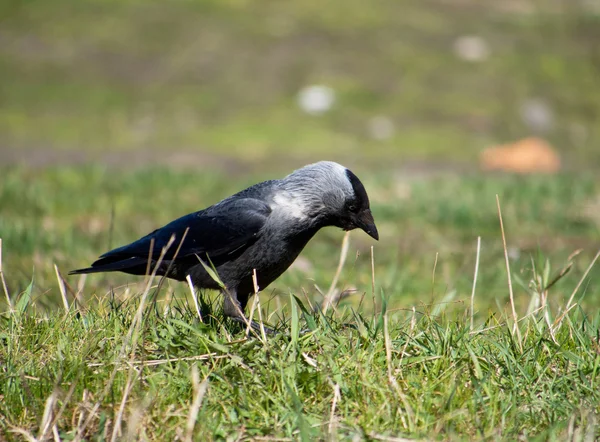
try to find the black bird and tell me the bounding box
[70,161,378,331]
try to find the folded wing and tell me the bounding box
[70,198,272,275]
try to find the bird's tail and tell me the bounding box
[69,267,102,275]
[69,256,150,275]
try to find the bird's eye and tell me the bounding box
[347,203,358,212]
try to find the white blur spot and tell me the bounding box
[272,193,308,220]
[297,85,335,115]
[508,246,521,261]
[520,98,554,133]
[367,115,395,140]
[453,35,490,62]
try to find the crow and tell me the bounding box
[70,161,378,332]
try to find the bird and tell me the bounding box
[70,161,379,332]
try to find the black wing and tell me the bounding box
[70,198,272,275]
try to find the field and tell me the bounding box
[2,168,600,440]
[2,0,600,440]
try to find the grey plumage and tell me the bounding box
[70,161,378,332]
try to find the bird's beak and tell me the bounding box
[354,209,379,241]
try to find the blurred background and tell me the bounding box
[1,0,599,313]
[1,0,599,169]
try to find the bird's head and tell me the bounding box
[278,161,379,240]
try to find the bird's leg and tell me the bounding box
[222,289,275,335]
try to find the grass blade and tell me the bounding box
[496,194,522,352]
[290,292,300,345]
[15,276,34,317]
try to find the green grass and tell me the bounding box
[1,166,600,440]
[1,279,599,440]
[2,0,600,437]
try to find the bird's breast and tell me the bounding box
[229,226,320,293]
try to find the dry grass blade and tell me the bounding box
[553,249,600,331]
[195,254,255,334]
[252,437,293,441]
[38,388,59,441]
[8,427,37,442]
[431,251,439,300]
[536,255,575,344]
[74,390,90,442]
[322,231,350,314]
[187,274,203,322]
[252,269,268,342]
[54,263,70,313]
[384,313,393,381]
[384,313,415,431]
[52,424,60,442]
[110,367,139,442]
[153,227,190,301]
[144,237,156,282]
[371,245,376,314]
[496,194,522,351]
[75,274,87,307]
[368,434,416,442]
[246,269,260,337]
[0,238,14,311]
[80,234,177,435]
[328,383,341,437]
[470,236,481,330]
[544,260,574,292]
[87,353,221,368]
[44,375,80,440]
[185,365,209,442]
[132,235,177,334]
[398,307,417,375]
[564,248,600,313]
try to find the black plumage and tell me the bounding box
[70,161,378,331]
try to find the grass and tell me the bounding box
[1,166,600,440]
[2,0,600,438]
[1,266,599,440]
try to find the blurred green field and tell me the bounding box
[1,0,600,166]
[1,166,599,318]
